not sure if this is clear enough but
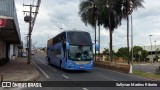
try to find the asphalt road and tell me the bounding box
[133,63,160,73]
[19,53,159,90]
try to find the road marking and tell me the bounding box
[82,88,89,90]
[62,74,69,79]
[98,75,117,81]
[32,61,50,78]
[35,56,48,63]
[45,64,57,72]
[35,56,57,72]
[38,59,45,64]
[95,67,152,81]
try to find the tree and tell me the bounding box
[96,0,122,62]
[121,0,144,64]
[79,0,98,61]
[131,46,148,62]
[103,48,109,55]
[79,0,125,62]
[116,47,128,59]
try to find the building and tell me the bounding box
[142,45,160,62]
[0,0,21,61]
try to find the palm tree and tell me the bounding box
[79,0,122,62]
[79,0,98,61]
[122,0,144,64]
[97,0,122,62]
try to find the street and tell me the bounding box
[133,63,160,73]
[18,52,160,90]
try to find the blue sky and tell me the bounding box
[15,0,160,52]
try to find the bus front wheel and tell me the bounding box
[60,60,62,69]
[48,58,51,65]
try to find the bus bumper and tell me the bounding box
[64,64,93,70]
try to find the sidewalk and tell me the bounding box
[0,57,39,81]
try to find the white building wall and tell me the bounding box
[14,45,18,57]
[9,45,19,60]
[9,44,13,60]
[141,45,160,51]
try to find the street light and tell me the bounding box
[149,35,153,62]
[149,35,152,55]
[154,40,157,55]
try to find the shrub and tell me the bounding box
[155,66,160,74]
[0,58,8,66]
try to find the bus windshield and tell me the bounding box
[67,32,92,45]
[68,45,93,61]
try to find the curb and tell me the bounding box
[25,63,40,81]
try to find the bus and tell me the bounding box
[46,30,94,70]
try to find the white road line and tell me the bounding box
[45,64,57,72]
[82,88,89,90]
[32,61,50,78]
[35,56,57,72]
[98,75,117,81]
[35,56,48,63]
[95,67,152,81]
[62,74,69,79]
[38,59,46,64]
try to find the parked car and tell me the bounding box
[31,52,35,55]
[22,52,27,58]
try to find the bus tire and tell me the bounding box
[48,58,51,65]
[60,60,62,69]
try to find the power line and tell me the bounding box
[23,0,41,64]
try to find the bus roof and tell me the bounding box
[65,30,89,33]
[47,38,53,46]
[47,30,92,46]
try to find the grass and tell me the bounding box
[132,70,160,81]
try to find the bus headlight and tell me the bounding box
[68,61,75,65]
[88,61,93,65]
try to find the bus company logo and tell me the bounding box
[2,82,12,88]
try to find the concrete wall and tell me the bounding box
[14,45,19,56]
[0,40,19,60]
[0,39,6,59]
[9,44,17,59]
[8,44,19,60]
[9,44,13,60]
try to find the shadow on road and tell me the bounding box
[48,64,92,73]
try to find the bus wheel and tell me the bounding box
[48,58,51,65]
[60,61,62,69]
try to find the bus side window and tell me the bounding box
[55,49,60,57]
[51,50,54,57]
[63,50,66,58]
[54,50,56,57]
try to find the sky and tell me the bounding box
[14,0,160,52]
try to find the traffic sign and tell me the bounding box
[0,18,6,28]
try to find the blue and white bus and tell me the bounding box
[46,30,94,70]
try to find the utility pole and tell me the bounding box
[149,35,152,55]
[149,35,153,63]
[98,24,100,61]
[93,3,97,61]
[23,0,41,64]
[154,40,157,55]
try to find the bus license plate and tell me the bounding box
[80,66,84,69]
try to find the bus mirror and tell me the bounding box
[92,43,99,51]
[66,42,70,50]
[95,44,99,51]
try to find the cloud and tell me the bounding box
[15,0,160,52]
